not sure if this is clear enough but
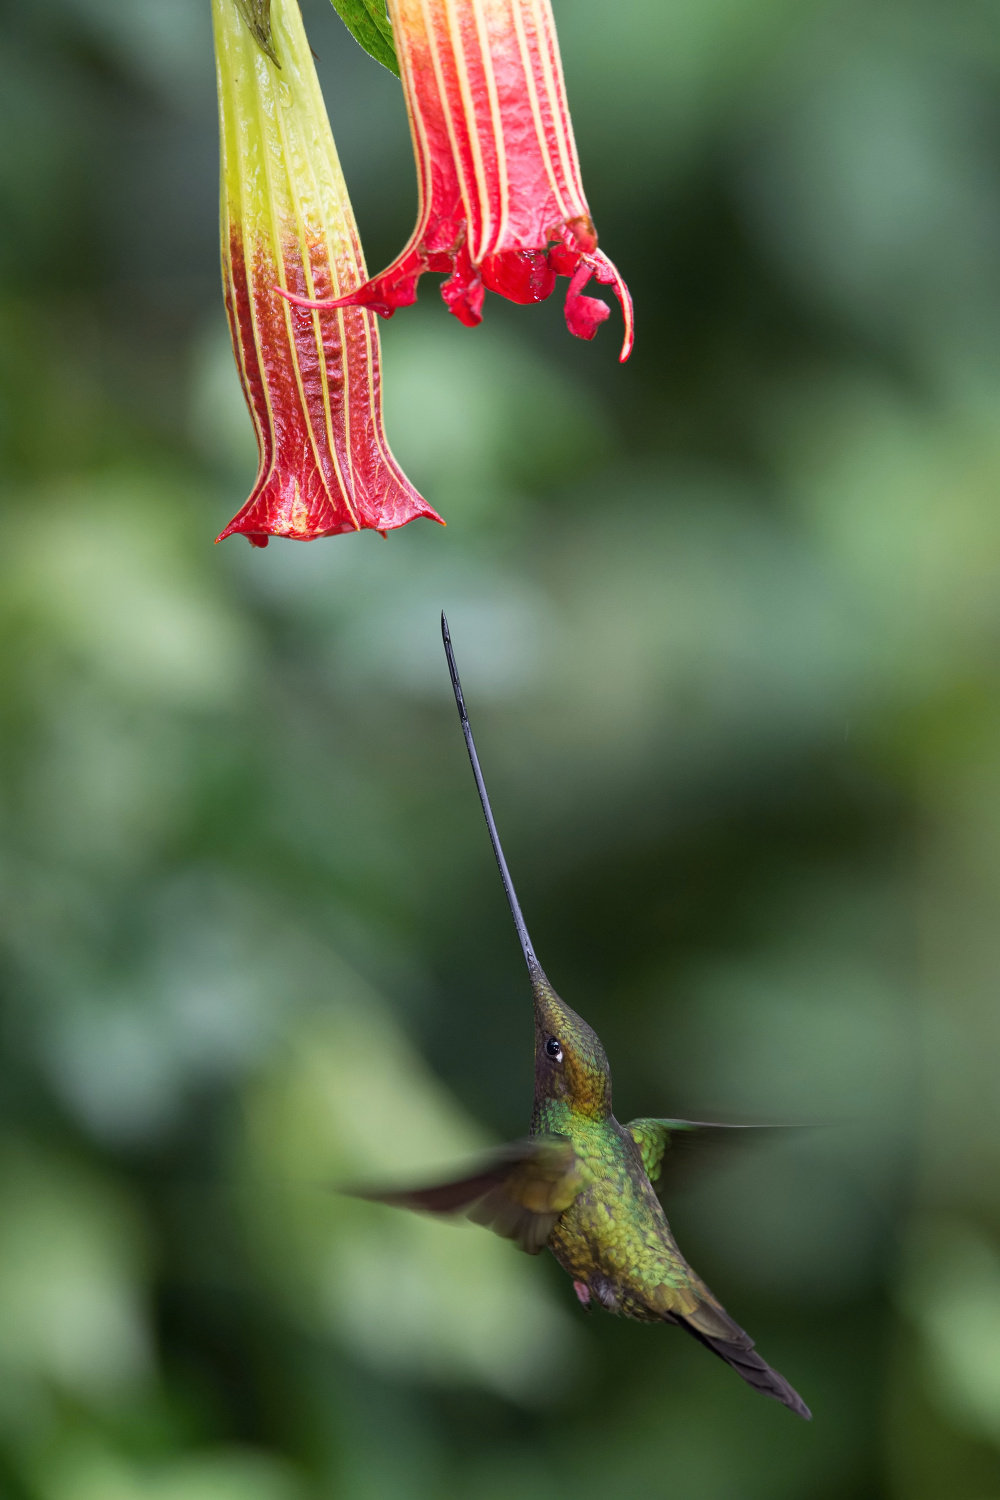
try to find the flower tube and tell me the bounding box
[213,0,442,545]
[290,0,633,360]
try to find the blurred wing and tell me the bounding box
[626,1118,793,1193]
[349,1134,583,1255]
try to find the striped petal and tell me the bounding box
[213,0,443,545]
[285,0,632,360]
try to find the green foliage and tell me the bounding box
[327,0,399,75]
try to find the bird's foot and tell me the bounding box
[572,1280,592,1310]
[592,1277,618,1312]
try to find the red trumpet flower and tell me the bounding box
[212,0,442,546]
[287,0,633,361]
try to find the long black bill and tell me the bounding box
[441,612,539,975]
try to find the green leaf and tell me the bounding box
[328,0,399,76]
[234,0,280,67]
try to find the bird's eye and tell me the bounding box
[545,1037,563,1062]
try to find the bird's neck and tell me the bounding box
[533,1096,612,1136]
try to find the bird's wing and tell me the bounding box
[348,1134,584,1255]
[625,1118,791,1192]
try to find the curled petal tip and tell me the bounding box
[274,283,339,312]
[615,283,635,364]
[278,271,417,321]
[591,251,634,363]
[564,288,611,343]
[562,254,634,358]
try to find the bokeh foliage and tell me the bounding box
[1,0,1000,1494]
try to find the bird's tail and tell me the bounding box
[680,1301,812,1419]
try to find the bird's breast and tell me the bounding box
[548,1133,699,1321]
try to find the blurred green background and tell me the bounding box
[2,0,1000,1494]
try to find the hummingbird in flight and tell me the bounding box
[357,614,811,1420]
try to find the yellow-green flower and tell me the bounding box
[213,0,442,544]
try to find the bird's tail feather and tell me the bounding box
[679,1318,812,1420]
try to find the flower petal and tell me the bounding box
[212,0,442,544]
[282,0,632,357]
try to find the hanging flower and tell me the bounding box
[287,0,633,361]
[212,0,442,545]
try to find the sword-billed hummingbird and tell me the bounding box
[357,614,811,1419]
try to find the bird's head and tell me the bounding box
[530,960,611,1119]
